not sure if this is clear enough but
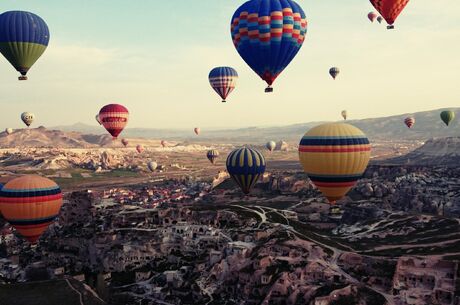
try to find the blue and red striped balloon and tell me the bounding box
[231,0,307,92]
[209,67,238,102]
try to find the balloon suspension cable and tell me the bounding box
[387,25,395,30]
[18,75,28,81]
[265,86,273,93]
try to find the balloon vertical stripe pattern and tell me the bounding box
[209,67,238,102]
[99,104,129,139]
[440,111,455,126]
[226,147,266,194]
[207,150,220,164]
[231,0,307,89]
[298,123,371,204]
[0,175,63,243]
[0,11,50,78]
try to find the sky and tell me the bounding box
[0,0,459,129]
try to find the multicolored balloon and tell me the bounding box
[21,112,35,127]
[147,161,158,172]
[209,67,238,102]
[121,139,129,147]
[0,175,63,243]
[341,110,348,120]
[369,0,410,29]
[136,145,144,154]
[231,0,308,92]
[5,128,13,135]
[95,114,102,125]
[226,147,266,194]
[329,67,340,80]
[207,150,220,164]
[404,117,415,129]
[0,11,50,80]
[368,12,378,22]
[440,111,455,126]
[98,104,129,139]
[194,127,200,135]
[298,123,371,204]
[266,141,276,152]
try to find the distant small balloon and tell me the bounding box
[136,145,144,154]
[121,139,129,147]
[440,111,455,126]
[98,104,129,139]
[266,141,276,152]
[21,112,35,127]
[368,12,378,22]
[209,67,238,102]
[207,150,219,164]
[341,110,348,121]
[5,128,13,135]
[404,117,415,129]
[226,147,266,194]
[161,140,167,148]
[329,67,340,80]
[194,128,200,135]
[147,161,158,172]
[377,16,383,24]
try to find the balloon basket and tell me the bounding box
[18,76,28,81]
[265,86,273,93]
[222,100,226,103]
[387,25,394,30]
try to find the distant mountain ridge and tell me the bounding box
[52,107,459,143]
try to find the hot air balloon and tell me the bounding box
[226,147,266,194]
[0,11,50,80]
[341,110,348,120]
[329,67,340,80]
[266,141,276,152]
[404,117,415,129]
[5,128,13,135]
[194,128,200,135]
[209,67,238,102]
[298,123,371,204]
[207,150,220,164]
[121,139,129,147]
[98,104,129,139]
[377,16,383,24]
[0,175,63,243]
[368,12,378,22]
[95,114,102,125]
[369,0,410,29]
[231,0,308,92]
[161,140,167,148]
[147,161,158,172]
[136,145,144,154]
[440,111,455,126]
[21,112,35,127]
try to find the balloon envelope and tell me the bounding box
[21,112,35,127]
[0,175,63,243]
[136,145,144,153]
[148,161,158,172]
[329,67,340,80]
[231,0,308,91]
[209,67,238,102]
[298,123,371,204]
[404,117,415,129]
[341,110,348,120]
[161,140,167,148]
[207,150,220,164]
[5,128,13,135]
[226,147,266,194]
[194,128,200,135]
[121,139,129,147]
[0,11,50,80]
[266,141,276,152]
[440,111,455,126]
[368,12,378,22]
[377,16,383,23]
[369,0,410,27]
[98,104,129,139]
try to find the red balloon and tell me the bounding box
[404,117,415,129]
[369,0,410,27]
[98,104,129,139]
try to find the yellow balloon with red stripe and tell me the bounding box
[0,175,63,243]
[298,123,371,204]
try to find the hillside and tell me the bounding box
[385,137,460,166]
[54,107,459,143]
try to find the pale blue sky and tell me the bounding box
[0,0,459,129]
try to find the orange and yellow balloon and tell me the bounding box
[298,123,371,204]
[0,175,63,243]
